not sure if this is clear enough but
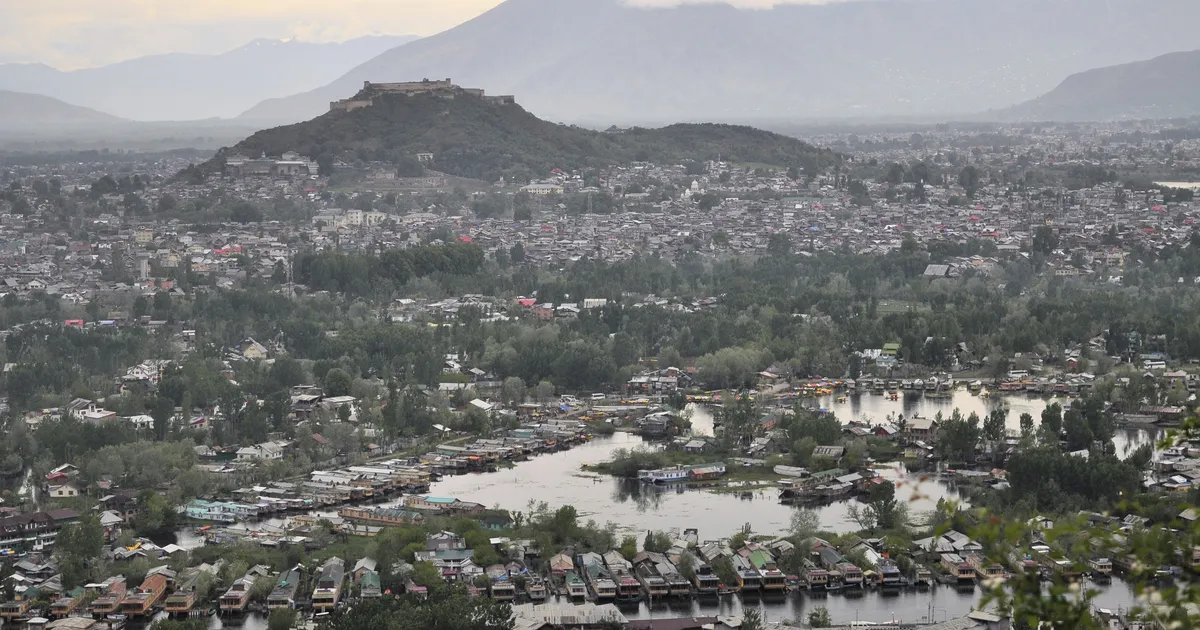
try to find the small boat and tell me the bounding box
[968,380,982,393]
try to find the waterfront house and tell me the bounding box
[311,558,346,612]
[360,571,382,599]
[219,573,256,615]
[267,568,302,610]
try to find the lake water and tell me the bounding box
[174,392,1154,626]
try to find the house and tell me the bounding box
[239,338,269,360]
[908,416,939,442]
[811,445,845,460]
[46,483,81,499]
[236,441,285,461]
[352,558,378,584]
[425,531,466,551]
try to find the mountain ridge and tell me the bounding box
[1000,50,1200,121]
[0,90,125,130]
[0,35,420,121]
[238,0,1200,125]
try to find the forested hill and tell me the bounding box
[206,89,841,182]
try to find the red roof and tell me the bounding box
[457,235,473,243]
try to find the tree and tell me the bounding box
[789,508,820,539]
[1041,402,1064,438]
[500,377,525,407]
[324,368,353,397]
[643,530,672,553]
[809,606,833,628]
[322,589,514,630]
[983,408,1007,457]
[1019,413,1035,441]
[1032,225,1059,254]
[267,607,296,630]
[958,165,982,198]
[936,411,981,463]
[741,608,764,630]
[230,202,263,224]
[150,395,175,441]
[534,380,554,402]
[767,232,791,255]
[1062,406,1092,451]
[510,242,525,263]
[619,535,638,561]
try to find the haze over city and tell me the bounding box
[0,2,1198,630]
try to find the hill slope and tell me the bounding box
[1001,50,1200,121]
[239,0,1200,125]
[210,88,841,182]
[0,90,125,131]
[0,35,419,121]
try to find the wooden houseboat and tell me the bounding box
[88,578,127,619]
[525,575,548,602]
[119,573,169,618]
[878,559,903,593]
[50,589,85,618]
[802,561,829,592]
[692,564,721,596]
[0,599,32,622]
[1088,558,1113,583]
[941,554,976,588]
[602,551,641,602]
[577,553,616,601]
[564,572,588,600]
[219,574,256,615]
[634,564,668,598]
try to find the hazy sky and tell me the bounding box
[1,0,863,69]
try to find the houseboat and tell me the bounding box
[802,561,829,592]
[878,559,903,593]
[578,552,616,601]
[666,572,692,598]
[759,566,786,593]
[50,589,85,618]
[0,599,33,622]
[489,577,516,602]
[602,551,642,603]
[737,568,762,593]
[119,573,169,618]
[967,553,1005,583]
[524,575,548,602]
[89,578,127,619]
[636,463,726,484]
[837,562,864,592]
[164,586,199,618]
[1088,558,1113,583]
[825,569,844,593]
[267,568,302,610]
[634,563,668,598]
[941,554,976,588]
[692,564,721,596]
[914,567,933,589]
[564,572,588,600]
[219,574,256,615]
[311,558,345,613]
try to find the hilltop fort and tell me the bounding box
[329,79,516,113]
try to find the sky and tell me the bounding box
[0,0,866,69]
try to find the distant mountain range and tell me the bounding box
[206,85,842,183]
[1001,50,1200,121]
[238,0,1200,125]
[0,90,124,131]
[0,35,419,121]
